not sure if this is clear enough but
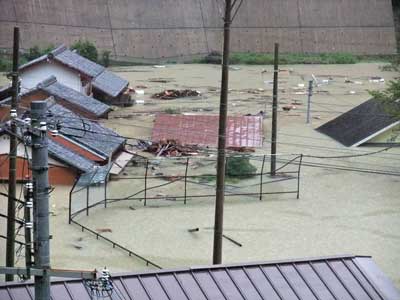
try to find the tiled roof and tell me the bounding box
[0,125,95,173]
[48,138,96,173]
[48,103,125,157]
[19,45,67,71]
[92,70,129,97]
[317,99,400,147]
[37,76,110,117]
[54,48,104,78]
[0,255,399,300]
[19,45,128,98]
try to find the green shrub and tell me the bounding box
[71,39,98,62]
[101,50,111,67]
[225,156,257,179]
[369,79,400,117]
[0,56,12,72]
[164,108,181,114]
[24,44,54,61]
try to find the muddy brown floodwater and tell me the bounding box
[1,63,399,287]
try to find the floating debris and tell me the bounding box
[369,76,385,83]
[146,139,201,157]
[148,78,174,83]
[227,146,255,153]
[152,89,201,100]
[96,228,112,233]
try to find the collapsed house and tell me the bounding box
[18,45,132,106]
[317,98,400,147]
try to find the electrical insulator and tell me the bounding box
[50,129,58,137]
[26,201,33,208]
[25,222,33,229]
[24,117,31,124]
[39,121,47,132]
[10,109,17,118]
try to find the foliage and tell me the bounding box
[164,107,181,114]
[380,55,400,72]
[24,44,54,61]
[195,52,397,65]
[225,156,257,179]
[101,50,111,67]
[71,39,98,62]
[0,56,12,72]
[369,79,400,117]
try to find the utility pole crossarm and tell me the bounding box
[0,267,97,280]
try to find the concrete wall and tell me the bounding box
[0,0,397,59]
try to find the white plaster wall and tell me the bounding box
[20,62,82,93]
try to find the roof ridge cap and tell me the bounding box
[37,76,57,89]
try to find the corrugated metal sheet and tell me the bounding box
[152,114,263,148]
[1,255,399,300]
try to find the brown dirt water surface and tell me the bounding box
[1,63,399,287]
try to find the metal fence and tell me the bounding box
[104,154,303,208]
[68,153,302,269]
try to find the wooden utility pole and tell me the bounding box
[6,26,20,282]
[270,43,279,176]
[213,0,243,265]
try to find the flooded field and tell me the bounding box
[1,63,399,287]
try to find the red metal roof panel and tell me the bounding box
[152,114,263,148]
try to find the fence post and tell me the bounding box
[104,174,108,208]
[259,155,266,200]
[184,157,189,205]
[144,159,149,206]
[86,186,90,216]
[297,154,303,199]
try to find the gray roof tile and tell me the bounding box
[38,76,110,117]
[54,48,104,78]
[48,138,95,173]
[20,45,129,99]
[92,70,128,97]
[48,103,125,157]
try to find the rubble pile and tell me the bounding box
[152,89,201,100]
[146,139,200,157]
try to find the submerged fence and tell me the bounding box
[68,153,303,268]
[70,153,303,219]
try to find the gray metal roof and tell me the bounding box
[48,138,96,173]
[0,255,399,300]
[316,98,400,147]
[92,70,129,97]
[48,103,125,157]
[37,76,111,117]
